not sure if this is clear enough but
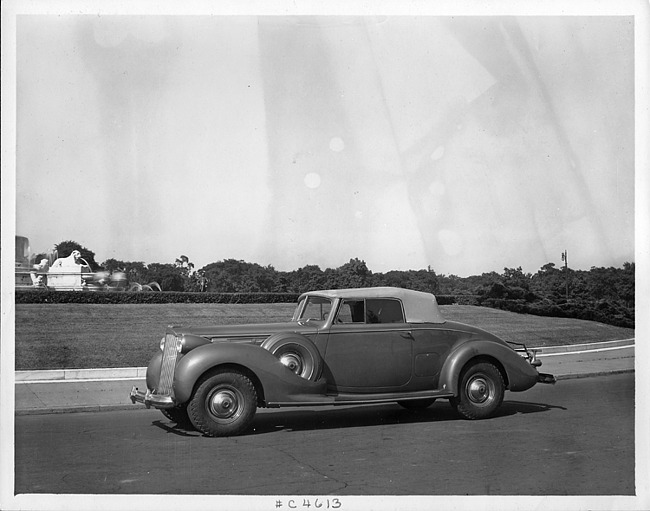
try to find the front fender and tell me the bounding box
[439,340,539,395]
[146,351,163,390]
[172,342,327,405]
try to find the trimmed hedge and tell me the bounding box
[15,290,301,305]
[479,297,635,329]
[16,289,466,306]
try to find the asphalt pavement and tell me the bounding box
[14,338,635,416]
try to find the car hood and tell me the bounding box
[169,321,318,343]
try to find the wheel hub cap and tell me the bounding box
[467,376,491,404]
[280,353,303,374]
[209,389,239,419]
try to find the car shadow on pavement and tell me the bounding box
[153,399,564,437]
[247,400,566,435]
[499,400,567,416]
[150,419,203,437]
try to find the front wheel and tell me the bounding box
[188,369,257,437]
[450,362,504,420]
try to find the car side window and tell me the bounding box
[366,299,405,324]
[336,298,405,324]
[301,296,333,321]
[337,300,365,323]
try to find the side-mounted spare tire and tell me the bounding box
[261,333,323,382]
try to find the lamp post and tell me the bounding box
[561,250,569,300]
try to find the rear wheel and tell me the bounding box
[450,362,504,420]
[397,398,436,410]
[188,369,257,437]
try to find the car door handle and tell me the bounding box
[400,332,414,340]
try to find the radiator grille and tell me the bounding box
[157,333,178,396]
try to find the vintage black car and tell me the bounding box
[130,287,555,436]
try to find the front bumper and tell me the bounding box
[537,372,556,384]
[129,386,175,409]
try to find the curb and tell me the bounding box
[533,338,634,355]
[15,404,138,416]
[15,367,147,383]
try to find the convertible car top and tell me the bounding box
[299,287,446,324]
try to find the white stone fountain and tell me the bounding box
[47,250,93,290]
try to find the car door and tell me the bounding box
[408,326,461,390]
[323,298,413,392]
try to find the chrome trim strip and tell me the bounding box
[158,332,178,395]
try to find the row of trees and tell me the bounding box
[456,264,635,328]
[437,263,635,307]
[46,241,634,327]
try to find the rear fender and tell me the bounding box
[173,342,327,405]
[439,340,539,395]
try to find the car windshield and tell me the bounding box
[293,296,334,323]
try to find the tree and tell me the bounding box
[374,268,439,294]
[336,258,371,288]
[531,263,565,299]
[501,267,531,290]
[101,259,148,285]
[202,259,280,293]
[102,258,125,272]
[379,270,410,289]
[145,263,184,291]
[288,265,326,293]
[620,262,635,307]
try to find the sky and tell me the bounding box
[7,8,641,277]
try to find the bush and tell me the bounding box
[480,298,528,314]
[526,299,565,318]
[434,295,457,305]
[478,296,634,328]
[451,295,481,306]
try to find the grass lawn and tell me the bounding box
[14,303,634,371]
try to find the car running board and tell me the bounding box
[267,389,455,408]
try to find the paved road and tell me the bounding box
[14,373,634,498]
